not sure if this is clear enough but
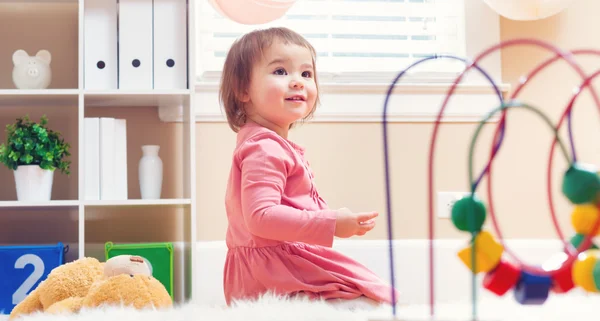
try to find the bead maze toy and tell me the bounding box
[377,38,600,320]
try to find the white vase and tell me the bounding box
[138,145,163,199]
[14,165,54,201]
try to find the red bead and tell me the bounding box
[542,252,575,293]
[483,259,521,295]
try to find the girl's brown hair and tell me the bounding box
[219,27,320,132]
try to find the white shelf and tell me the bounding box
[0,200,79,209]
[84,90,190,108]
[0,199,191,209]
[83,198,191,207]
[0,0,76,3]
[0,89,79,106]
[0,0,198,304]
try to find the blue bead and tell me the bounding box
[513,271,552,305]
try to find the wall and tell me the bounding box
[1,1,598,245]
[196,0,600,241]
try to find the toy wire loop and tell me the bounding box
[381,38,600,320]
[382,54,504,317]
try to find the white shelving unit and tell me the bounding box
[0,0,197,305]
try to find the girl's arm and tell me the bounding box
[238,134,337,247]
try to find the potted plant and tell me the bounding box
[0,115,71,201]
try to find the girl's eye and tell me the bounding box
[273,68,287,75]
[302,71,312,78]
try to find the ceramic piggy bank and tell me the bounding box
[12,49,52,89]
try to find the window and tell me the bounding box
[195,0,469,84]
[179,0,504,124]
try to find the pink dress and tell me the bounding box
[223,122,399,306]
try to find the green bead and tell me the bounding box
[562,163,600,205]
[451,194,486,232]
[570,233,599,250]
[592,259,600,291]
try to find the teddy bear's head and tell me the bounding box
[81,254,171,310]
[82,272,172,310]
[103,254,151,278]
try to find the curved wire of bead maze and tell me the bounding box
[377,38,600,321]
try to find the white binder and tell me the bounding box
[118,0,153,90]
[114,119,128,200]
[84,0,118,90]
[84,118,100,200]
[98,118,128,200]
[99,117,116,200]
[153,0,188,89]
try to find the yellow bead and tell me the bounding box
[457,230,503,273]
[571,204,600,235]
[572,250,600,292]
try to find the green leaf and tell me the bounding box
[20,153,33,164]
[24,140,33,151]
[13,138,23,149]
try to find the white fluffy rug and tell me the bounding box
[3,293,600,321]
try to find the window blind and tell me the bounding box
[195,0,467,82]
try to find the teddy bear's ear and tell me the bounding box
[36,50,52,64]
[12,50,29,65]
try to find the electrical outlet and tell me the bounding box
[437,191,471,218]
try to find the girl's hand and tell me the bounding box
[334,208,378,238]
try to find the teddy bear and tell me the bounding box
[9,255,172,319]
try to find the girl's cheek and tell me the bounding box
[266,82,285,96]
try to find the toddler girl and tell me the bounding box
[220,27,399,308]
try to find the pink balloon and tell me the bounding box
[254,0,296,8]
[208,0,297,25]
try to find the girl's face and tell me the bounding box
[241,40,317,137]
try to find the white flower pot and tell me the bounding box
[14,165,54,201]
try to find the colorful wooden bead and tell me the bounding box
[562,163,600,205]
[592,259,600,291]
[541,252,574,293]
[569,233,599,251]
[457,230,503,273]
[571,204,600,235]
[572,249,600,292]
[451,194,486,232]
[514,271,552,305]
[483,259,520,295]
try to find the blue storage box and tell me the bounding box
[0,243,67,314]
